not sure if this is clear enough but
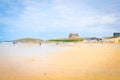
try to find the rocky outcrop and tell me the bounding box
[13,38,43,43]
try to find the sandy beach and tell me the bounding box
[0,43,120,80]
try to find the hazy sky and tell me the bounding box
[0,0,120,40]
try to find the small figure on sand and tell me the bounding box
[39,42,41,46]
[13,41,16,44]
[56,42,59,45]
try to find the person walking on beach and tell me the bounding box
[56,42,59,45]
[39,42,41,46]
[13,41,16,44]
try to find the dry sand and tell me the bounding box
[0,43,120,80]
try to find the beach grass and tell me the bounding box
[119,40,120,43]
[104,36,120,39]
[48,38,84,42]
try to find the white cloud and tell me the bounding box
[49,0,118,30]
[1,0,119,38]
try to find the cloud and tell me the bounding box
[0,0,120,40]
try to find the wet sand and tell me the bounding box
[0,43,120,80]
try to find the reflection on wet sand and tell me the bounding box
[0,43,120,80]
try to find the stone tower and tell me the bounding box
[69,33,79,38]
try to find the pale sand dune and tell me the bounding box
[0,44,120,80]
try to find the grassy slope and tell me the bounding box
[104,36,120,39]
[119,40,120,43]
[48,38,84,42]
[13,38,43,43]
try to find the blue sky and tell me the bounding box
[0,0,120,41]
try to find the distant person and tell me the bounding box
[39,42,41,46]
[96,38,100,42]
[13,41,16,44]
[56,42,59,45]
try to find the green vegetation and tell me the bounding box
[48,38,84,42]
[13,38,43,43]
[104,36,120,39]
[119,40,120,43]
